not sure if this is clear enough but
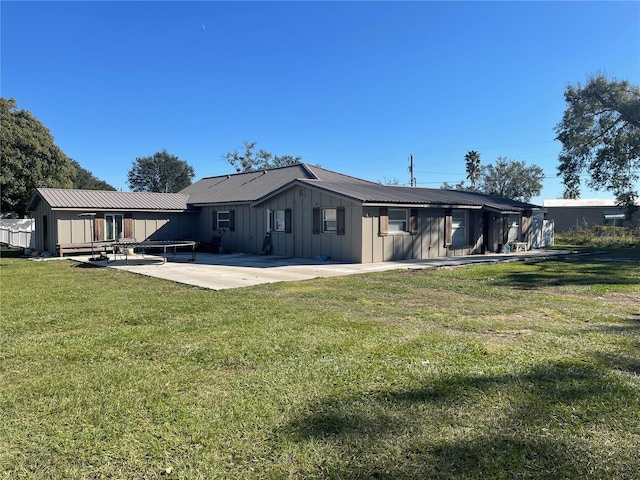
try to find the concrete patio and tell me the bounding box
[70,249,572,291]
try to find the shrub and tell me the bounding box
[556,225,640,248]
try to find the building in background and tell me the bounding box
[543,199,639,232]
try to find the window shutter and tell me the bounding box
[337,207,345,235]
[212,211,218,231]
[229,210,235,232]
[313,207,321,234]
[502,216,509,244]
[94,217,104,241]
[521,212,531,242]
[123,217,134,239]
[409,208,418,234]
[444,209,453,246]
[379,207,388,235]
[467,212,475,243]
[285,209,292,234]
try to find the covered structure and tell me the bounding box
[181,164,539,263]
[543,198,639,232]
[27,164,540,262]
[27,189,196,256]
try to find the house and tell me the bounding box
[543,198,640,232]
[27,163,540,262]
[26,189,196,255]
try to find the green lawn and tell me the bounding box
[1,250,639,479]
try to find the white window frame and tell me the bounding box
[105,214,123,241]
[322,208,337,234]
[388,209,408,233]
[217,211,230,230]
[273,210,285,232]
[451,210,467,246]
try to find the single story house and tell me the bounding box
[543,198,640,232]
[26,189,197,255]
[28,163,540,263]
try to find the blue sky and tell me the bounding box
[2,1,639,204]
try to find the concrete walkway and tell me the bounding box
[73,249,571,291]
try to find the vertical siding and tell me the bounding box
[361,207,477,262]
[247,187,363,262]
[43,211,195,249]
[32,200,55,253]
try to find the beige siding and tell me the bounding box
[194,187,364,262]
[50,211,196,248]
[361,207,450,262]
[30,199,55,253]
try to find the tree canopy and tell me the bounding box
[1,97,76,216]
[441,155,544,202]
[464,150,481,190]
[555,74,640,216]
[223,141,302,173]
[0,97,116,216]
[479,157,544,202]
[70,159,115,191]
[127,150,195,193]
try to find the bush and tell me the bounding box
[556,225,640,248]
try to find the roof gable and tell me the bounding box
[180,163,324,204]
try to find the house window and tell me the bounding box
[217,211,231,230]
[388,209,408,233]
[273,210,285,232]
[451,211,467,246]
[105,214,123,241]
[323,208,337,233]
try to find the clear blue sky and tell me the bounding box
[2,1,639,204]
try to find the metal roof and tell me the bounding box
[289,180,537,211]
[543,198,639,207]
[27,188,191,211]
[179,163,324,204]
[28,164,540,214]
[183,163,537,212]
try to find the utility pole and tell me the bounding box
[408,154,417,187]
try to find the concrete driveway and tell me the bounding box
[72,249,570,290]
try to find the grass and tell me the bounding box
[1,248,639,479]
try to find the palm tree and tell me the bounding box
[464,150,481,190]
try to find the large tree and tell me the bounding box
[127,150,195,193]
[464,150,482,190]
[223,141,302,173]
[70,159,115,191]
[555,74,640,216]
[0,97,77,217]
[479,157,544,202]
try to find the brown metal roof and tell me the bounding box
[228,164,539,212]
[28,188,191,211]
[179,163,322,204]
[294,180,539,211]
[28,164,540,214]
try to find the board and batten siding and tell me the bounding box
[198,186,364,262]
[30,198,55,253]
[262,186,362,262]
[362,207,449,262]
[361,207,492,262]
[199,204,258,254]
[53,211,195,246]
